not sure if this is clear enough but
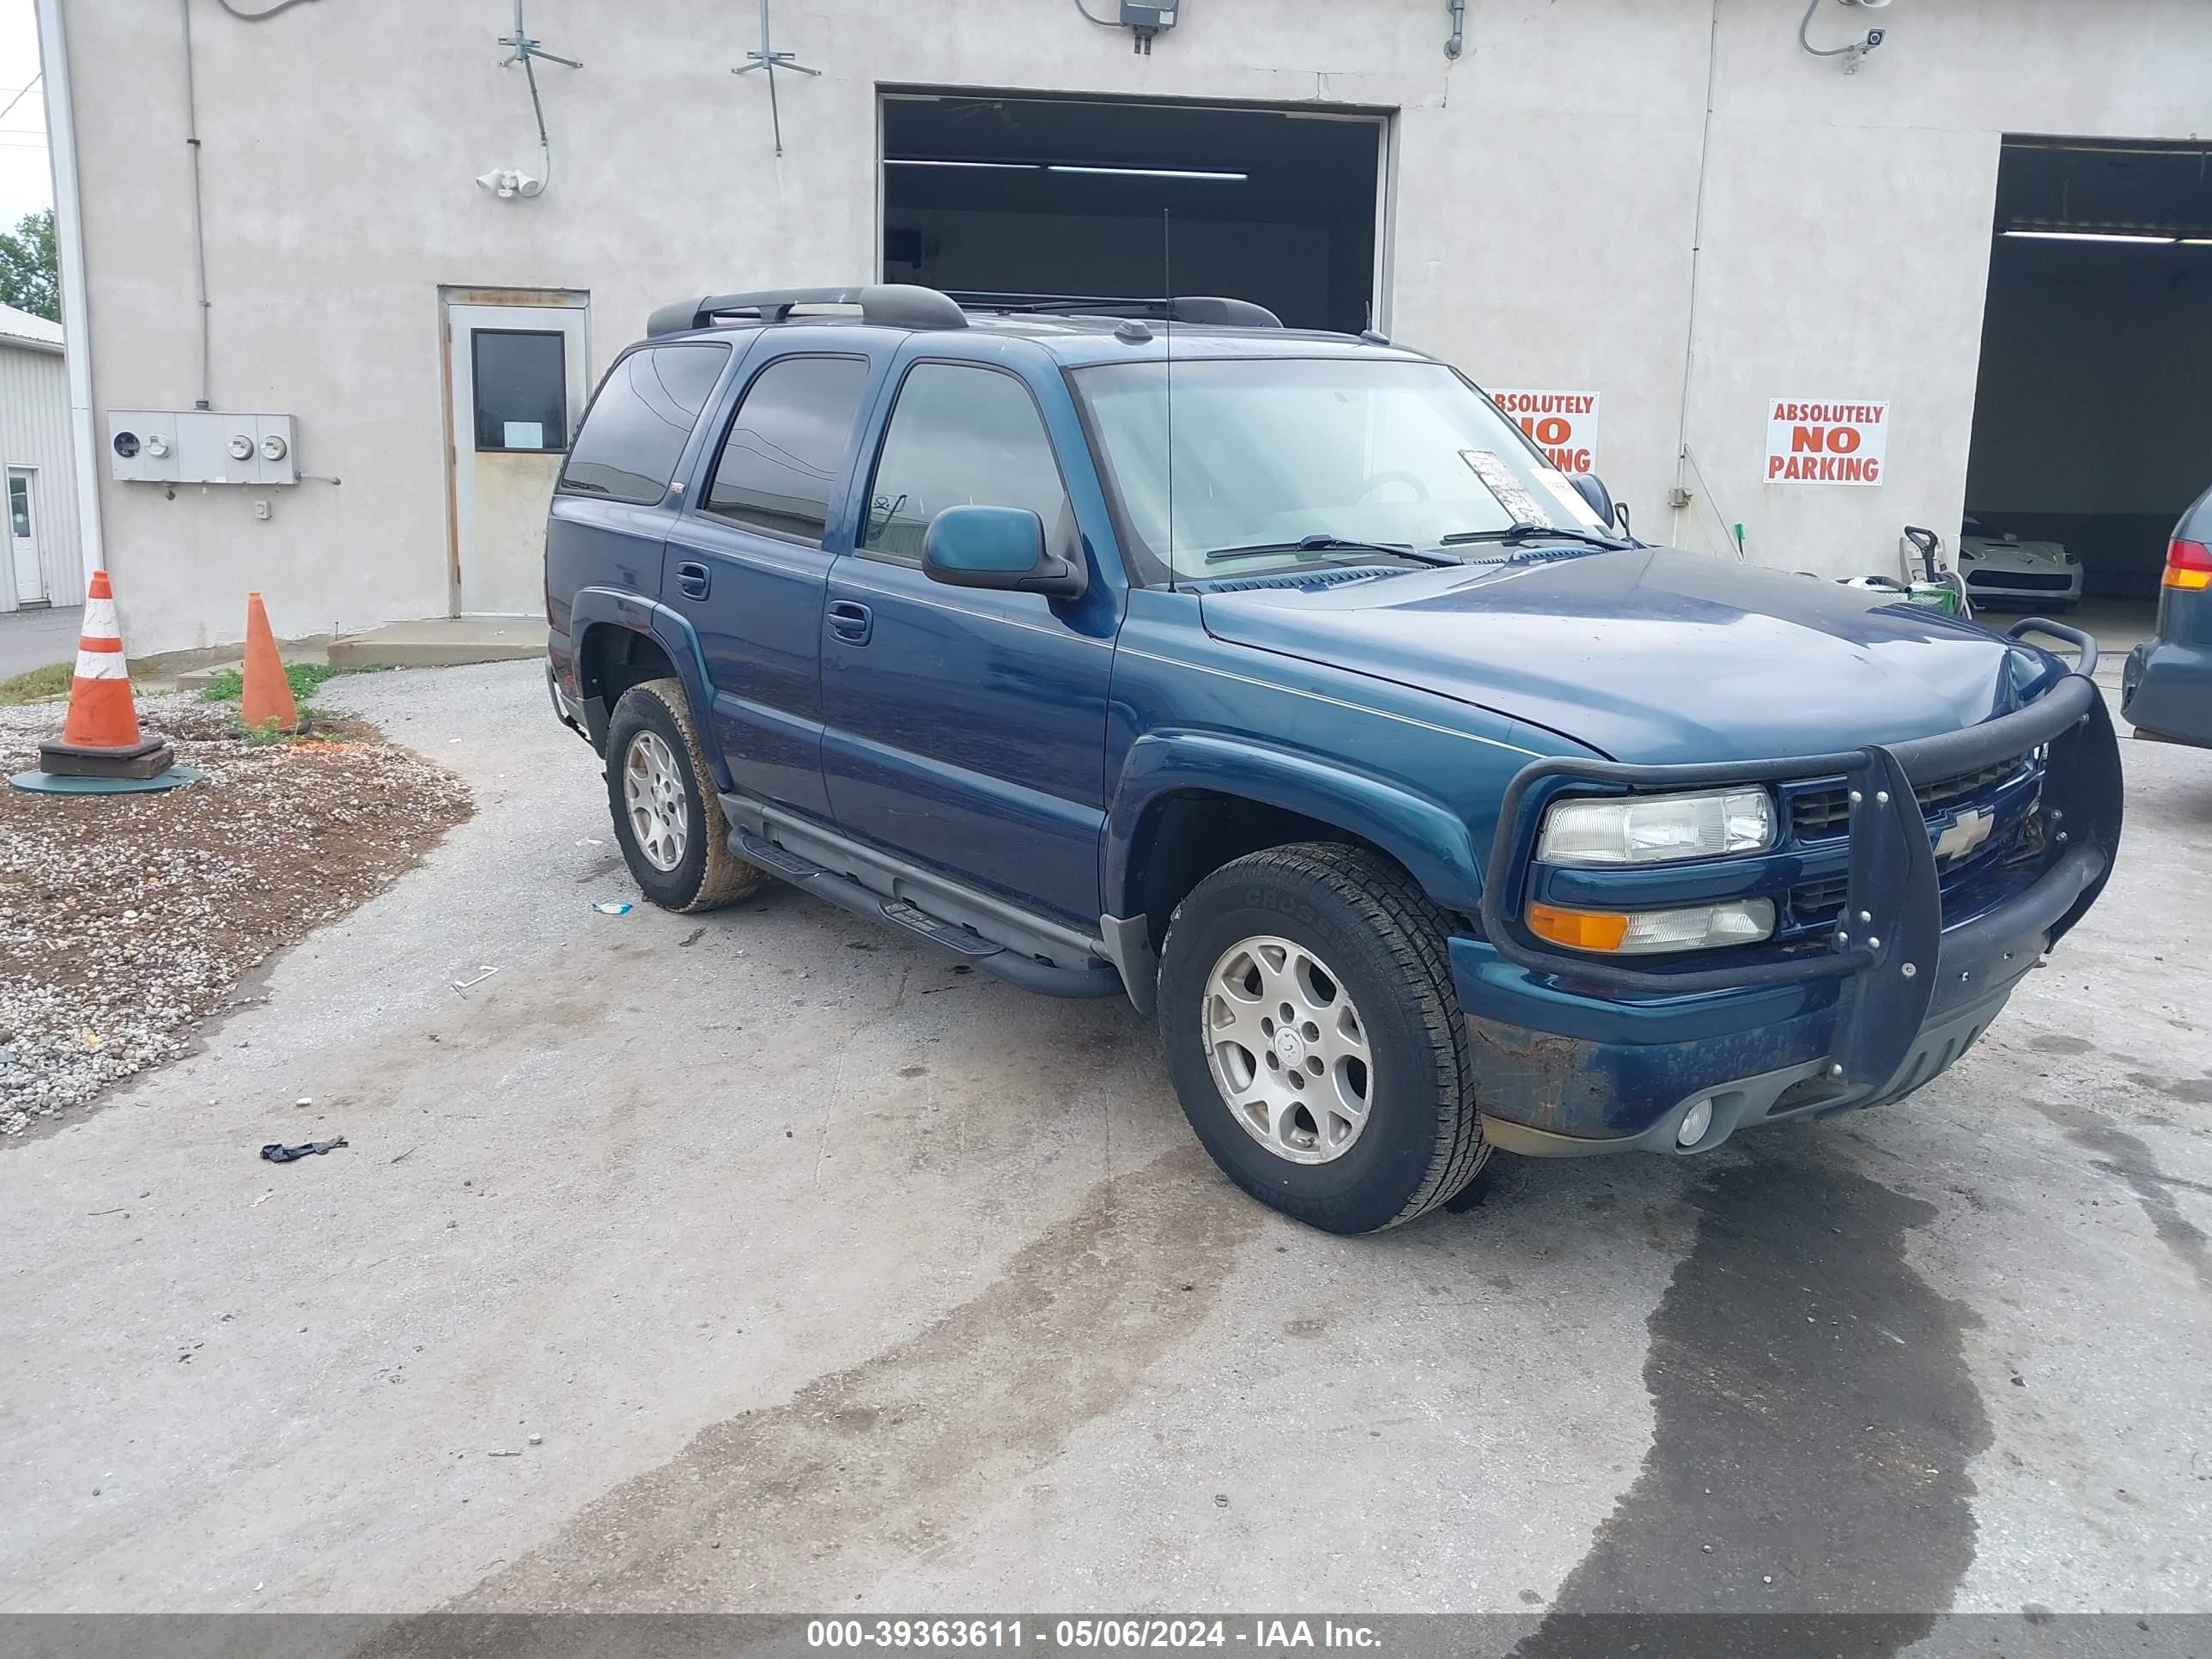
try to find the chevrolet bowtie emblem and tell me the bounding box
[1933,806,1996,863]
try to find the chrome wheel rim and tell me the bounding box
[1202,934,1372,1165]
[622,730,689,872]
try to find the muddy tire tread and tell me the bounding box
[611,678,764,913]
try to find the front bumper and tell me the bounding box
[1962,571,2082,607]
[1459,621,2122,1156]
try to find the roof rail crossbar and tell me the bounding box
[646,283,968,337]
[945,291,1285,329]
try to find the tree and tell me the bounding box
[0,210,58,322]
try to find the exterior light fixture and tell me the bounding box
[2002,229,2179,245]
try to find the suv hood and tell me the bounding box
[1198,549,2063,765]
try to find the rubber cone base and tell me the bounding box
[35,737,176,780]
[10,764,204,796]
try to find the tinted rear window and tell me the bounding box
[704,355,872,543]
[559,343,731,504]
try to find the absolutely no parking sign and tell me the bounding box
[1765,398,1889,485]
[1491,389,1601,475]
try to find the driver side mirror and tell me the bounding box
[922,505,1087,601]
[1568,471,1616,529]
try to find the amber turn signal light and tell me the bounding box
[1527,902,1631,951]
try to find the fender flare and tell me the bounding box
[1103,731,1486,920]
[568,587,728,790]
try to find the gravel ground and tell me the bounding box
[0,691,472,1136]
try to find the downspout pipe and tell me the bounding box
[181,0,211,408]
[31,0,105,586]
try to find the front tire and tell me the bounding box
[1158,843,1488,1234]
[603,678,764,913]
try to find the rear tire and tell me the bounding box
[1158,842,1488,1234]
[604,678,764,913]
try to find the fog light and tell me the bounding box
[1677,1098,1714,1146]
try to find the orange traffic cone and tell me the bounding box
[34,570,176,781]
[240,592,299,732]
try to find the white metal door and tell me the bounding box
[445,298,590,616]
[7,469,45,608]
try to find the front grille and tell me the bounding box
[1790,873,1850,922]
[1966,568,2072,592]
[1789,753,2033,842]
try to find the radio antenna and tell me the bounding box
[1162,208,1176,572]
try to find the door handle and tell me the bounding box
[674,561,711,600]
[826,599,872,646]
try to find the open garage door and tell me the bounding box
[1966,138,2212,621]
[880,92,1385,334]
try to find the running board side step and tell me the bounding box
[729,827,1122,999]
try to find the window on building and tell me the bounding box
[704,356,870,543]
[472,329,570,453]
[560,343,731,504]
[863,364,1069,562]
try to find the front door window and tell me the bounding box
[863,363,1071,562]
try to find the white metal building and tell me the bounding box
[32,0,2212,653]
[0,300,81,612]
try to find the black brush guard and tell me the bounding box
[1480,621,2124,1088]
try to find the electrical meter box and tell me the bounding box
[1119,3,1177,27]
[106,410,300,486]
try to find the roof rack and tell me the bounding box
[646,283,969,337]
[945,291,1285,329]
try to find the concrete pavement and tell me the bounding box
[0,659,2205,1623]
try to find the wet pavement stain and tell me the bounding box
[2032,1098,2212,1298]
[1517,1140,1991,1658]
[2125,1072,2212,1107]
[396,1147,1256,1616]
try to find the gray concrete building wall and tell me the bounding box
[51,0,2212,653]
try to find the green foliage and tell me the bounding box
[199,660,349,704]
[0,660,72,704]
[0,209,57,322]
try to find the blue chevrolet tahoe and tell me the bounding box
[544,284,2124,1235]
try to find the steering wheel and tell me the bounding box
[1355,470,1431,502]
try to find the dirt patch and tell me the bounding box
[0,694,472,1136]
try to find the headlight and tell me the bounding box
[1537,788,1777,866]
[1528,898,1777,956]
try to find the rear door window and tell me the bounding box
[559,343,731,504]
[862,363,1070,562]
[703,355,871,544]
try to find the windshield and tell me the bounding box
[1070,356,1610,583]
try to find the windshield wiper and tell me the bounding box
[1203,533,1457,568]
[1439,522,1626,550]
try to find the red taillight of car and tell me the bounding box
[2166,538,2212,592]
